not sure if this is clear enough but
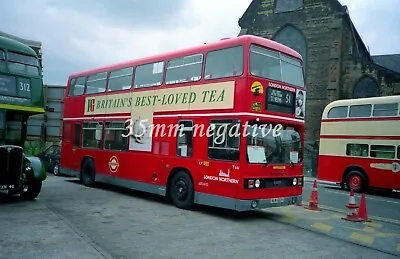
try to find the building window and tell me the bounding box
[82,122,103,149]
[370,145,395,159]
[103,121,128,151]
[373,103,399,117]
[204,46,243,80]
[327,106,348,118]
[272,25,307,71]
[353,76,380,99]
[346,144,369,157]
[108,67,133,92]
[349,104,372,118]
[176,120,193,157]
[208,119,240,161]
[85,72,107,94]
[166,54,203,84]
[275,0,303,13]
[134,61,164,88]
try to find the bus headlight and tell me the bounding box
[255,179,260,188]
[293,178,298,186]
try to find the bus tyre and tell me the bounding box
[21,179,42,200]
[169,171,194,210]
[81,159,95,187]
[346,170,366,192]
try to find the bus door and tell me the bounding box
[203,119,241,193]
[71,122,82,171]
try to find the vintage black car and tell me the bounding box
[37,144,61,176]
[0,145,47,199]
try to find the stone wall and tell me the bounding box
[238,0,400,176]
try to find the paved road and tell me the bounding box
[303,180,400,223]
[0,175,398,259]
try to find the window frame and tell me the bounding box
[207,119,240,161]
[249,44,305,88]
[73,123,81,147]
[134,60,165,88]
[68,76,86,97]
[85,72,108,95]
[327,106,348,119]
[176,120,194,158]
[372,103,399,117]
[204,45,244,81]
[348,104,372,118]
[103,120,129,151]
[346,143,369,157]
[81,121,103,149]
[370,144,396,160]
[165,54,203,85]
[107,66,134,92]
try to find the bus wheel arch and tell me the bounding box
[343,166,369,192]
[80,157,96,187]
[166,167,195,210]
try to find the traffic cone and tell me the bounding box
[342,190,362,222]
[346,189,358,209]
[304,180,321,211]
[357,193,370,222]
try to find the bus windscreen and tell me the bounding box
[249,44,304,88]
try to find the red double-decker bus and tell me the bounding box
[60,35,306,211]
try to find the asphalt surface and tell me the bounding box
[303,180,400,223]
[0,175,399,259]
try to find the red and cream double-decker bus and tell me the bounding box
[317,95,400,192]
[60,35,306,211]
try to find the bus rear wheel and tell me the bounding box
[345,170,366,192]
[81,159,95,187]
[169,171,194,210]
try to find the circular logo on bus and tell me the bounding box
[108,156,119,173]
[392,162,400,173]
[251,81,263,96]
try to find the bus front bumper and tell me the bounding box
[234,195,303,211]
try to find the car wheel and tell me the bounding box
[21,179,42,200]
[53,162,60,176]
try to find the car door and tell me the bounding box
[39,145,57,171]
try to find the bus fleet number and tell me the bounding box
[19,82,30,92]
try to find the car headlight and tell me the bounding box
[293,178,297,186]
[255,179,261,188]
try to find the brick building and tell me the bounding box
[238,0,400,176]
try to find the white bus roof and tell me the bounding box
[322,95,400,118]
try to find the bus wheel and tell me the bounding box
[81,159,95,187]
[169,171,194,210]
[346,170,366,192]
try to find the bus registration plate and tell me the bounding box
[271,197,285,204]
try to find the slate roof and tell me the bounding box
[372,54,400,74]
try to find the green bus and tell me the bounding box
[0,35,46,199]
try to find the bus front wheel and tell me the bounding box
[345,170,366,192]
[169,171,194,210]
